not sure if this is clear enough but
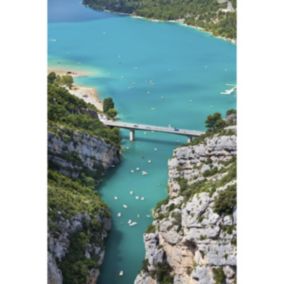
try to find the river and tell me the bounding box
[48,0,236,283]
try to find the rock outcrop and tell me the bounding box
[48,126,120,180]
[48,125,120,284]
[135,126,237,284]
[48,77,120,284]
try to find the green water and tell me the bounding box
[48,0,236,283]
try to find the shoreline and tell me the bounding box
[48,66,91,78]
[132,15,236,45]
[85,7,236,44]
[69,84,103,112]
[48,66,103,112]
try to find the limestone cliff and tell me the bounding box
[135,119,236,284]
[48,75,120,284]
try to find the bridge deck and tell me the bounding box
[101,119,204,137]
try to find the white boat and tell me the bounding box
[129,222,137,226]
[148,160,152,163]
[117,212,122,217]
[123,204,128,209]
[135,196,139,200]
[119,270,124,276]
[140,197,145,201]
[220,86,237,95]
[129,191,134,195]
[136,167,140,171]
[114,196,118,200]
[130,169,134,173]
[142,171,148,176]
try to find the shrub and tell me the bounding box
[177,177,188,192]
[205,112,226,132]
[106,108,117,118]
[214,184,236,216]
[48,72,57,84]
[103,97,115,113]
[155,262,173,284]
[213,267,226,284]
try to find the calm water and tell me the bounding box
[48,1,236,283]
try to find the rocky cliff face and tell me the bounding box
[48,125,120,181]
[48,126,120,284]
[135,126,237,284]
[48,75,121,284]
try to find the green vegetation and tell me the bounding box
[84,0,236,39]
[153,262,174,284]
[48,76,120,146]
[48,71,57,84]
[154,196,170,211]
[142,259,150,272]
[48,170,110,284]
[103,97,114,112]
[186,109,236,147]
[59,230,98,284]
[205,112,226,132]
[59,75,74,89]
[146,224,156,234]
[103,97,117,119]
[48,73,120,284]
[227,109,236,116]
[214,184,236,216]
[178,158,236,202]
[48,170,109,222]
[213,267,226,284]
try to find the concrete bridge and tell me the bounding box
[98,115,204,142]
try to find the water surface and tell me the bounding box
[48,1,236,283]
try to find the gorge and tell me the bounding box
[48,0,236,283]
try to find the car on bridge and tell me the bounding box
[174,128,180,131]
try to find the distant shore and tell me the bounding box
[48,66,103,112]
[85,8,236,44]
[131,15,236,45]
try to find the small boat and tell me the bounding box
[129,191,134,195]
[123,204,128,209]
[135,196,139,200]
[154,148,158,151]
[114,196,118,200]
[146,214,151,218]
[148,160,152,163]
[128,219,132,224]
[130,169,134,173]
[142,171,148,176]
[140,197,145,201]
[119,270,124,276]
[136,167,140,171]
[137,214,140,218]
[129,222,137,227]
[117,212,122,217]
[220,86,236,95]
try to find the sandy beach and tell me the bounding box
[69,84,103,112]
[48,66,103,112]
[48,66,90,77]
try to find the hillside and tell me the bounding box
[83,0,236,40]
[135,110,237,284]
[48,73,120,284]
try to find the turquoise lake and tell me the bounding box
[48,1,236,283]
